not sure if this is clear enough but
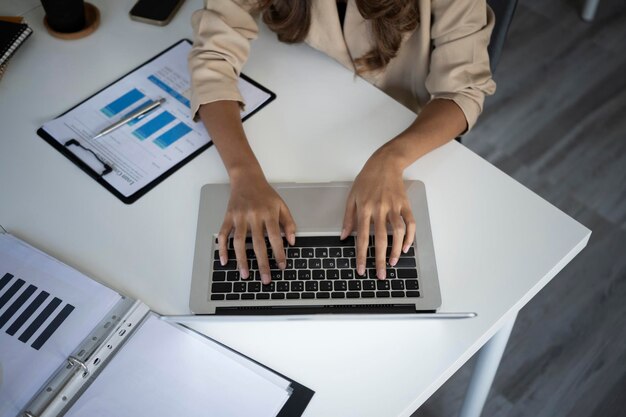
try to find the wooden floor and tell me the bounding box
[412,0,626,416]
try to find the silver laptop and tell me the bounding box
[189,181,441,315]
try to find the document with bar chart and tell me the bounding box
[0,232,313,417]
[37,40,275,203]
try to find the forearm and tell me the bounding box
[374,98,467,169]
[198,100,265,181]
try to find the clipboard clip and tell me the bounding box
[64,139,113,177]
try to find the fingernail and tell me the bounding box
[357,265,365,276]
[377,268,386,279]
[279,261,286,270]
[389,257,398,266]
[288,234,296,245]
[262,273,270,284]
[240,268,249,279]
[340,229,347,240]
[220,256,227,266]
[402,246,409,253]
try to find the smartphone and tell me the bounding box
[129,0,185,26]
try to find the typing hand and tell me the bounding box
[218,175,296,285]
[341,152,415,280]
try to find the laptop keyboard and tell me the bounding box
[209,235,420,302]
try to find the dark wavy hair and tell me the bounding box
[253,0,419,73]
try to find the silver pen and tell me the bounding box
[93,98,165,139]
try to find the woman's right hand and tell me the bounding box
[217,172,296,285]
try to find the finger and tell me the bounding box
[401,206,416,253]
[251,220,271,284]
[217,217,233,266]
[341,195,356,240]
[388,211,405,266]
[278,204,297,246]
[374,211,388,279]
[232,219,249,279]
[266,218,287,269]
[355,208,371,277]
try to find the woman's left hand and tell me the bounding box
[341,149,416,280]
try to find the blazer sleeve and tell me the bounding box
[188,0,258,120]
[425,0,497,132]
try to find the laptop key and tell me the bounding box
[256,293,270,299]
[291,281,304,292]
[271,270,283,281]
[277,282,290,292]
[315,248,328,258]
[241,293,255,300]
[271,293,285,299]
[323,259,336,269]
[348,281,361,291]
[391,280,404,290]
[329,248,343,257]
[284,270,297,280]
[386,269,397,279]
[331,292,345,299]
[287,248,300,258]
[391,291,405,298]
[405,279,419,290]
[308,259,322,269]
[226,294,239,300]
[320,281,333,291]
[262,283,275,292]
[305,281,318,291]
[337,258,350,268]
[343,247,356,257]
[341,270,354,279]
[327,269,340,280]
[400,247,415,257]
[301,248,315,258]
[376,291,390,298]
[317,292,330,299]
[363,281,375,290]
[397,269,418,278]
[377,280,390,290]
[362,291,375,298]
[295,259,308,269]
[302,292,315,299]
[234,283,246,292]
[212,283,231,293]
[210,294,225,300]
[214,260,237,270]
[312,270,325,280]
[298,270,312,280]
[226,271,240,281]
[287,293,300,299]
[212,272,226,281]
[334,281,347,291]
[406,291,420,297]
[347,292,360,298]
[367,269,378,278]
[395,257,416,267]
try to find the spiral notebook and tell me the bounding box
[0,231,313,417]
[0,17,32,75]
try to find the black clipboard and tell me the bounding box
[37,39,276,205]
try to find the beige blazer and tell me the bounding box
[189,0,496,131]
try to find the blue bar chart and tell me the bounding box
[101,89,145,117]
[132,111,176,140]
[153,122,193,149]
[148,75,190,108]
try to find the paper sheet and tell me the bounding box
[41,41,272,198]
[0,234,121,417]
[66,314,291,417]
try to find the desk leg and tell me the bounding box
[458,312,517,417]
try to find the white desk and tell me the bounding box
[0,1,590,416]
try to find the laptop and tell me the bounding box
[189,181,442,315]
